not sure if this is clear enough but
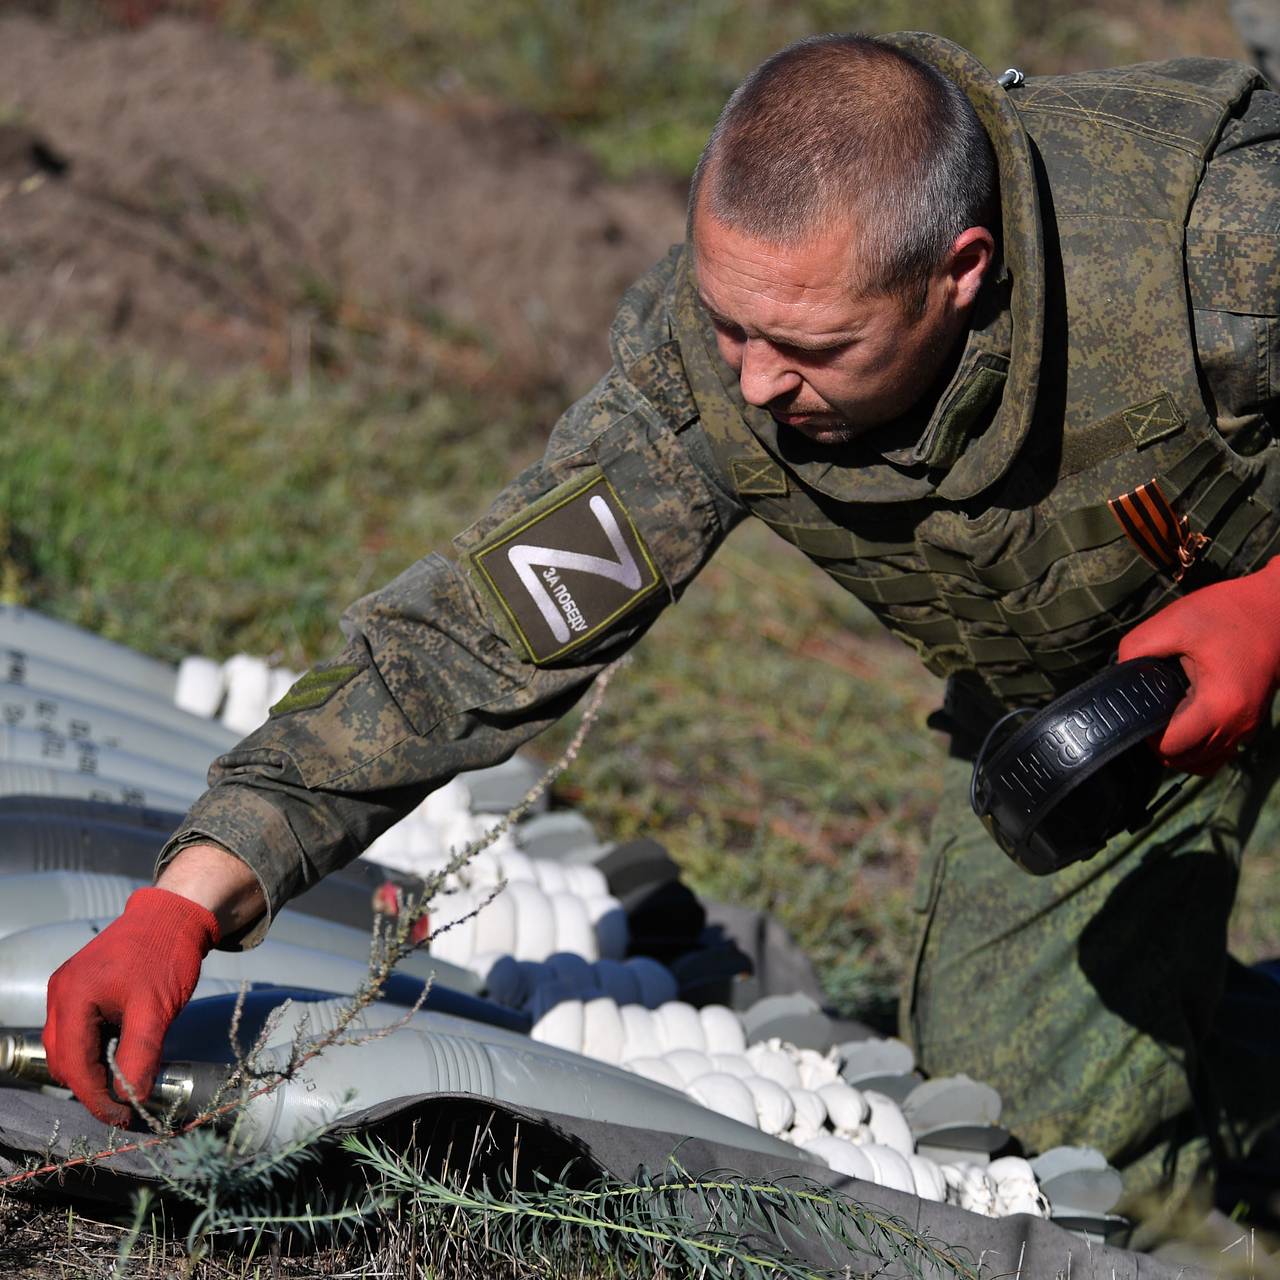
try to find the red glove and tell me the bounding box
[1118,557,1280,775]
[43,887,219,1126]
[372,880,431,945]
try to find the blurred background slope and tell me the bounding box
[3,0,1273,1022]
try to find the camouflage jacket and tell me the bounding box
[162,37,1280,944]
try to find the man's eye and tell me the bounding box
[781,340,850,359]
[712,318,745,341]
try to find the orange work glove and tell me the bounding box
[1118,557,1280,775]
[43,887,219,1126]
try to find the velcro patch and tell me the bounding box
[471,472,662,664]
[730,457,788,497]
[269,662,362,717]
[1122,394,1184,448]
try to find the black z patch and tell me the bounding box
[472,473,661,664]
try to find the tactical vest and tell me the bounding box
[662,37,1280,710]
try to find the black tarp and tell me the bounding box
[0,1085,1230,1280]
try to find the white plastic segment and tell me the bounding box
[0,723,207,802]
[0,605,177,699]
[618,1003,663,1060]
[744,1043,801,1089]
[786,1087,826,1139]
[860,1144,916,1195]
[657,1048,717,1086]
[1,684,232,770]
[174,655,226,720]
[421,877,626,969]
[176,653,300,736]
[220,654,276,735]
[534,860,567,895]
[581,996,626,1063]
[0,870,144,941]
[0,762,196,813]
[687,1073,758,1129]
[792,1046,842,1090]
[471,885,518,956]
[800,1134,874,1181]
[816,1081,869,1131]
[708,1053,755,1079]
[426,888,479,967]
[650,1001,705,1052]
[9,649,230,744]
[698,1004,746,1055]
[943,1162,998,1216]
[742,1075,794,1135]
[987,1156,1051,1217]
[235,1007,801,1160]
[615,1055,683,1092]
[0,918,470,1026]
[908,1154,948,1203]
[529,997,584,1055]
[616,1015,1057,1215]
[864,1089,916,1158]
[549,892,598,960]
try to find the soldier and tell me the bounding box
[42,34,1280,1233]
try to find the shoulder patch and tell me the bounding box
[730,457,789,497]
[1122,393,1185,447]
[470,471,662,665]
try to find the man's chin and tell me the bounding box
[772,413,864,446]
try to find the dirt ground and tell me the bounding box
[0,14,687,399]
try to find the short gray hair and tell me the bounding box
[689,34,997,312]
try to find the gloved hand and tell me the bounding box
[1118,557,1280,775]
[44,887,219,1127]
[372,880,431,945]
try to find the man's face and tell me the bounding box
[691,207,974,446]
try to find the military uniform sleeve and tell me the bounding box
[1188,84,1280,448]
[157,248,746,947]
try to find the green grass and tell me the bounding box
[207,0,1235,180]
[0,340,544,664]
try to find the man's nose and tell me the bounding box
[738,339,801,407]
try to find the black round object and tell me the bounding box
[970,657,1189,874]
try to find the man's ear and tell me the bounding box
[946,225,996,310]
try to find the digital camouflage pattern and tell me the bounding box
[909,726,1280,1239]
[163,318,745,939]
[674,40,1280,709]
[161,36,1280,1219]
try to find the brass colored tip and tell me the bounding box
[0,1031,51,1084]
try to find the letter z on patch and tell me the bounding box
[471,473,662,664]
